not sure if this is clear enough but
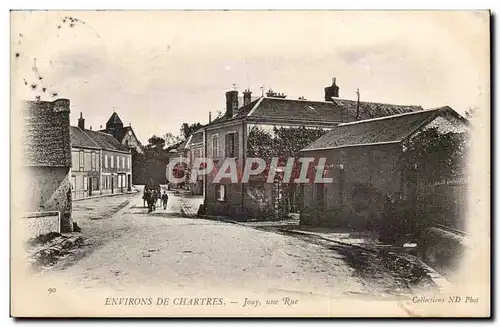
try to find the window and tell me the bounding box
[104,155,108,168]
[79,151,84,171]
[212,134,219,158]
[216,184,226,201]
[91,152,96,171]
[122,157,125,169]
[110,155,114,168]
[71,176,76,191]
[116,156,120,168]
[225,132,236,157]
[127,157,131,169]
[83,176,88,191]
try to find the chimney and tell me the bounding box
[90,126,92,130]
[266,89,287,98]
[100,125,103,129]
[209,111,212,124]
[78,112,85,129]
[243,89,252,106]
[225,90,238,118]
[324,77,339,101]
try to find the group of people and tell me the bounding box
[143,188,169,213]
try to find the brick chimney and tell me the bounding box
[324,77,339,101]
[243,89,252,106]
[78,112,85,129]
[225,90,238,118]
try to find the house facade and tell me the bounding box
[21,99,73,232]
[300,106,470,230]
[202,80,424,219]
[187,129,205,195]
[71,113,132,199]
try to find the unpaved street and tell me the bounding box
[42,190,435,300]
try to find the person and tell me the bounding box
[162,191,169,210]
[151,189,157,211]
[146,189,153,213]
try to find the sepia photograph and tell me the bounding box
[9,10,491,318]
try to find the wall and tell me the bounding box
[23,166,72,232]
[22,99,73,232]
[300,143,403,228]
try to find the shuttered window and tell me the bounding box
[225,131,238,158]
[212,135,219,158]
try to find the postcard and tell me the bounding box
[10,10,490,317]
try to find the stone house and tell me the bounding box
[202,80,423,219]
[21,99,73,233]
[71,113,132,199]
[300,106,469,229]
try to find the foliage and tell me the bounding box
[180,122,203,139]
[247,125,327,162]
[400,127,470,183]
[247,125,328,214]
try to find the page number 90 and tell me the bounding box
[48,288,56,294]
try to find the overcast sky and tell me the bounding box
[11,11,489,143]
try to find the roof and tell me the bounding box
[22,99,72,167]
[301,106,467,151]
[207,96,423,127]
[71,126,130,153]
[115,126,142,145]
[106,112,123,126]
[191,129,204,144]
[331,98,423,121]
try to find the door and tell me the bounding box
[111,175,114,194]
[88,177,93,197]
[127,174,131,191]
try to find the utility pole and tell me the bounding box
[356,88,360,120]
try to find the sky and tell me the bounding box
[11,11,489,144]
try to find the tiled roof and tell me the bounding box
[70,126,100,149]
[302,106,463,151]
[331,98,423,121]
[71,126,130,152]
[22,99,72,167]
[208,96,423,126]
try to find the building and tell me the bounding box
[21,99,73,232]
[187,128,205,195]
[202,79,424,219]
[300,106,469,229]
[71,113,132,199]
[99,112,143,154]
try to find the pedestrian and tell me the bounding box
[152,189,157,211]
[162,191,169,210]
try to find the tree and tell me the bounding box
[465,106,479,120]
[163,132,183,149]
[146,135,165,150]
[180,122,203,139]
